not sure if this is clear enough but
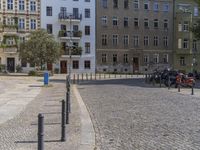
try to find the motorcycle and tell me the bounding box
[175,73,195,88]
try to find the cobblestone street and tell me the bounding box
[78,78,200,150]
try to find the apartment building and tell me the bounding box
[173,0,200,73]
[0,0,40,72]
[96,0,174,73]
[41,0,95,74]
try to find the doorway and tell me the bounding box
[132,57,139,73]
[60,61,67,74]
[7,58,15,72]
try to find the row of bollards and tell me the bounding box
[37,75,71,150]
[145,73,195,96]
[71,73,141,84]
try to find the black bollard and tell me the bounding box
[95,73,96,80]
[90,73,92,80]
[109,73,110,78]
[66,92,69,124]
[86,73,88,81]
[38,113,44,150]
[77,74,79,84]
[191,81,194,95]
[82,73,83,81]
[168,75,170,90]
[66,75,68,89]
[73,74,75,84]
[159,75,161,87]
[126,73,127,78]
[104,73,105,79]
[145,74,147,83]
[153,77,155,86]
[61,100,66,141]
[178,83,180,92]
[115,73,116,78]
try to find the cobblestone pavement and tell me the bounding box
[0,76,81,150]
[78,78,200,150]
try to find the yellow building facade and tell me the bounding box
[0,0,40,72]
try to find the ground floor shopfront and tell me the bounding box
[96,49,172,74]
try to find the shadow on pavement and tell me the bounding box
[15,139,61,144]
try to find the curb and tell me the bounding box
[73,85,96,150]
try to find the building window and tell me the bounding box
[30,19,36,29]
[47,24,52,34]
[7,0,13,10]
[101,0,107,8]
[124,0,129,9]
[124,17,128,27]
[144,0,149,10]
[112,34,118,46]
[30,0,36,12]
[85,9,90,18]
[180,57,185,66]
[101,16,107,26]
[133,35,139,47]
[144,18,149,28]
[183,21,189,31]
[133,0,139,9]
[113,0,118,8]
[73,60,79,69]
[183,38,189,49]
[113,54,117,63]
[102,54,107,63]
[163,36,168,47]
[112,16,118,26]
[124,54,128,63]
[18,18,25,29]
[144,55,149,63]
[178,38,182,49]
[194,7,199,16]
[19,0,24,11]
[153,54,159,63]
[84,60,91,69]
[153,2,159,11]
[85,42,90,54]
[164,19,168,29]
[154,36,159,46]
[144,36,149,46]
[163,3,169,12]
[85,26,90,35]
[46,6,52,16]
[193,40,197,51]
[102,34,107,46]
[123,35,129,46]
[154,19,159,28]
[134,18,139,27]
[163,54,168,63]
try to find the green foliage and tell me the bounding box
[28,70,37,76]
[0,64,6,73]
[71,46,82,55]
[19,29,61,70]
[16,65,22,73]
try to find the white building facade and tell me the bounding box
[41,0,96,74]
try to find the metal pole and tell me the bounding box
[73,74,75,84]
[95,73,96,80]
[178,83,180,92]
[38,113,44,150]
[66,92,69,124]
[86,73,88,81]
[90,73,92,80]
[191,81,194,95]
[109,73,110,78]
[77,74,79,84]
[82,73,83,81]
[104,73,105,79]
[159,75,161,87]
[61,100,66,142]
[168,75,170,90]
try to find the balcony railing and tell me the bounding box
[58,30,82,38]
[3,46,17,53]
[58,13,82,21]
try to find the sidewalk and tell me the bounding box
[0,78,81,150]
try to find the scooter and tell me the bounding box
[175,74,195,88]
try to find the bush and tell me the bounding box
[0,64,6,73]
[16,65,23,73]
[54,68,59,74]
[28,70,37,76]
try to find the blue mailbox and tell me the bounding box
[44,72,49,85]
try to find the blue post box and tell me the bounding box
[44,72,49,85]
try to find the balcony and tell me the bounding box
[58,13,82,23]
[2,24,18,34]
[58,30,82,41]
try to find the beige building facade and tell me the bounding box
[96,0,174,73]
[0,0,40,72]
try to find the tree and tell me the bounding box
[19,29,61,70]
